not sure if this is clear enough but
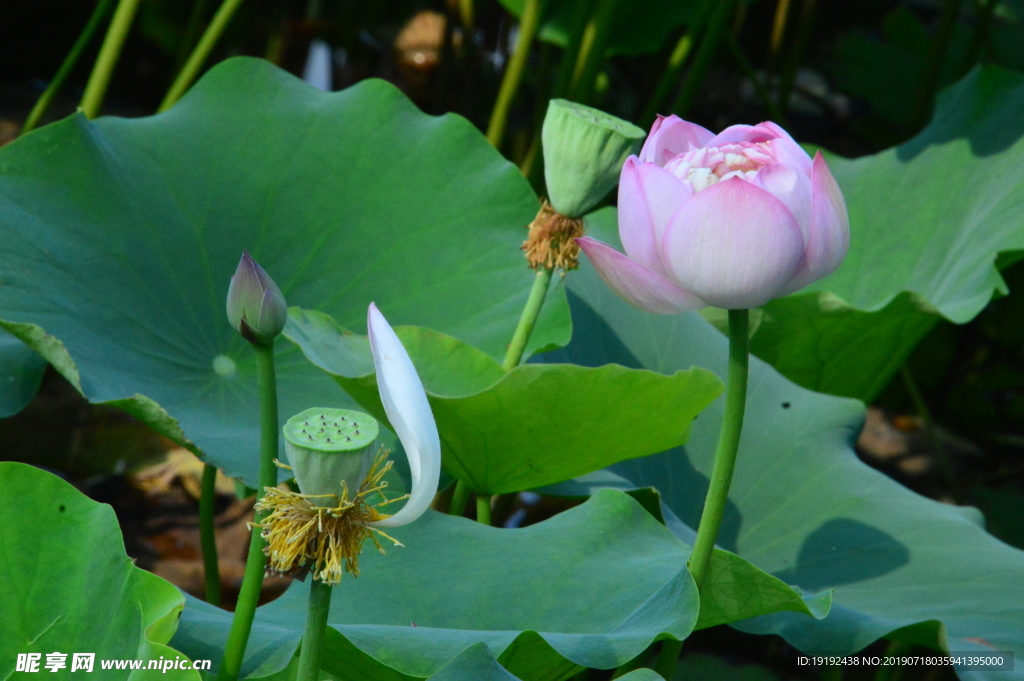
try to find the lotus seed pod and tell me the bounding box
[283,407,380,507]
[542,99,646,218]
[226,251,287,345]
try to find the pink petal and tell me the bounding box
[577,237,705,314]
[638,115,715,166]
[781,152,850,294]
[753,162,812,237]
[618,157,691,277]
[707,121,797,148]
[661,177,805,309]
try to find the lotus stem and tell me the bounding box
[503,266,554,371]
[566,0,618,103]
[475,494,492,526]
[219,342,280,681]
[296,579,333,681]
[158,0,246,112]
[656,309,749,679]
[199,462,222,607]
[449,478,471,517]
[23,0,115,134]
[670,0,735,116]
[777,0,817,113]
[79,0,144,118]
[639,27,697,127]
[487,0,546,149]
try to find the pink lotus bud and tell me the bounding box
[226,251,287,344]
[577,116,849,311]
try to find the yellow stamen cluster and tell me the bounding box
[253,451,406,585]
[521,199,585,270]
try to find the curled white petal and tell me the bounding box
[367,303,441,528]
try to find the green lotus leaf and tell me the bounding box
[172,490,700,680]
[285,308,722,494]
[550,215,1024,679]
[0,57,570,487]
[0,462,200,680]
[0,328,45,417]
[747,65,1024,401]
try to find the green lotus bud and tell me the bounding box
[283,407,379,507]
[541,99,645,217]
[226,251,287,345]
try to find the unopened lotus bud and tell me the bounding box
[283,407,379,507]
[226,251,287,345]
[542,99,645,217]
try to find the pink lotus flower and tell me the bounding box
[577,115,849,311]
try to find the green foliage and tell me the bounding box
[0,329,45,417]
[550,217,1024,671]
[286,309,722,494]
[0,462,200,680]
[173,491,700,680]
[0,57,571,487]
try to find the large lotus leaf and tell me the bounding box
[0,328,45,417]
[0,462,200,680]
[549,216,1024,679]
[497,0,703,57]
[691,65,1024,401]
[284,308,722,494]
[426,644,521,681]
[172,490,700,680]
[0,57,570,487]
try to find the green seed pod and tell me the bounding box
[542,99,646,218]
[283,407,380,507]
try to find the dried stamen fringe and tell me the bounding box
[253,449,406,585]
[521,199,584,270]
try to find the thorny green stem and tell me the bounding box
[158,0,246,112]
[79,0,143,118]
[671,0,735,116]
[487,0,546,148]
[23,0,115,134]
[199,463,222,607]
[219,342,279,681]
[475,494,493,526]
[296,579,333,681]
[656,309,749,680]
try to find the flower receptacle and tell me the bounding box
[542,99,645,218]
[283,407,380,507]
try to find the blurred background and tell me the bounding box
[2,1,1023,678]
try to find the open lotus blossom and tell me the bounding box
[256,303,441,583]
[577,115,850,311]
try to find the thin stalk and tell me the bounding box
[656,309,749,680]
[552,0,592,98]
[671,0,735,116]
[503,267,554,371]
[459,0,475,30]
[770,0,792,60]
[22,0,115,134]
[296,579,333,681]
[777,0,817,113]
[199,462,222,607]
[567,0,619,103]
[476,494,492,526]
[912,0,963,130]
[219,342,280,681]
[172,0,212,77]
[449,480,471,516]
[79,0,144,118]
[962,0,998,68]
[486,0,546,148]
[639,28,697,127]
[158,0,246,112]
[900,365,960,500]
